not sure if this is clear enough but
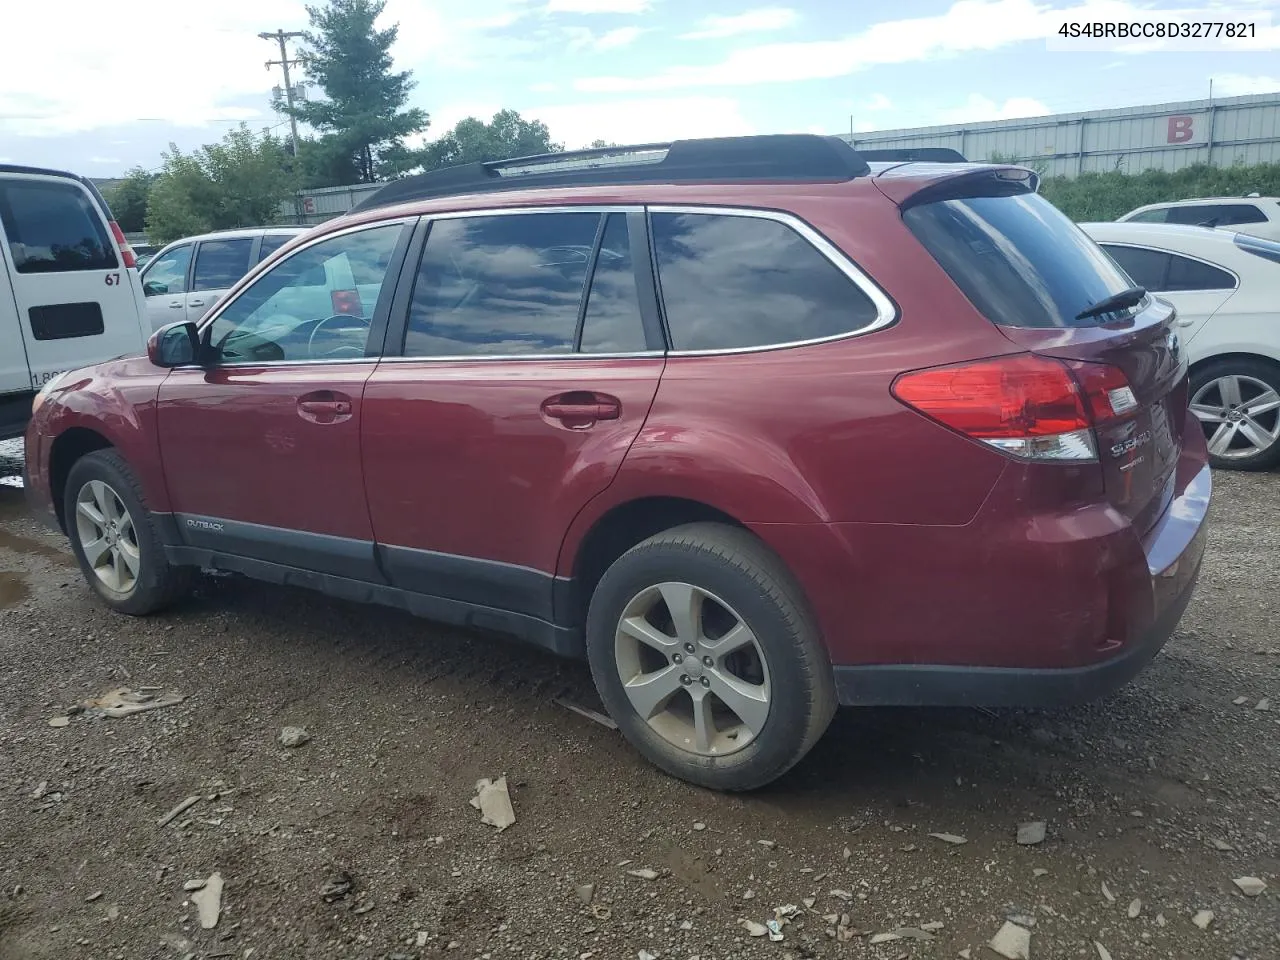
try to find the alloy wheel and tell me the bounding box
[1190,374,1280,461]
[613,581,771,757]
[74,480,141,594]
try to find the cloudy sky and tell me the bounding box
[2,0,1278,176]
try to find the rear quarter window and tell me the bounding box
[0,179,117,274]
[904,192,1137,328]
[651,212,882,351]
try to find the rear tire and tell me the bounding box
[64,450,193,615]
[586,522,836,791]
[1190,358,1280,471]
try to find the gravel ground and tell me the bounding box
[0,447,1276,960]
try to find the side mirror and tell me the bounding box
[148,321,201,368]
[143,279,167,297]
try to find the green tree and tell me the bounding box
[296,132,362,188]
[102,167,157,234]
[145,126,298,245]
[422,110,562,170]
[287,0,429,182]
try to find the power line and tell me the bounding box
[259,29,308,156]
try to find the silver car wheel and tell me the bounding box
[613,581,771,757]
[74,480,141,595]
[1191,374,1280,461]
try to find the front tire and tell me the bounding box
[586,523,835,791]
[64,450,192,615]
[1190,358,1280,471]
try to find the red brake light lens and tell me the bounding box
[891,353,1134,462]
[108,220,136,269]
[892,354,1090,438]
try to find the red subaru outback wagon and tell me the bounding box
[25,136,1210,790]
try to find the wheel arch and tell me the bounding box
[1189,350,1280,378]
[49,427,114,532]
[559,496,745,627]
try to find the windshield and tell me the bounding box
[904,192,1140,328]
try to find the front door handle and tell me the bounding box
[297,391,354,424]
[541,392,621,427]
[1176,318,1196,327]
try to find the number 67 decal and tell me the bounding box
[104,272,121,286]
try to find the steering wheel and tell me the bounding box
[308,314,370,359]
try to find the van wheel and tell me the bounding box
[64,450,192,615]
[586,523,835,791]
[1190,358,1280,470]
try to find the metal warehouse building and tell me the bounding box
[285,91,1280,223]
[842,91,1280,178]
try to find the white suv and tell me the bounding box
[1,164,150,441]
[1118,196,1280,242]
[140,227,307,332]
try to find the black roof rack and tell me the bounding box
[351,134,873,212]
[858,147,967,163]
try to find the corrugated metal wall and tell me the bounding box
[843,91,1280,178]
[281,92,1280,223]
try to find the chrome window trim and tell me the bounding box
[376,351,666,364]
[646,204,897,356]
[1098,240,1240,292]
[195,217,415,339]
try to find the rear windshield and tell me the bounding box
[904,192,1138,328]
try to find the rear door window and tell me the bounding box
[904,192,1138,328]
[404,212,600,357]
[258,233,295,262]
[193,238,255,291]
[0,179,117,274]
[1126,208,1169,224]
[651,212,881,350]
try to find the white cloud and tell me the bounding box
[596,26,645,49]
[865,93,893,111]
[938,94,1050,124]
[680,7,798,40]
[1211,73,1280,96]
[578,0,1280,92]
[530,97,754,147]
[546,0,649,12]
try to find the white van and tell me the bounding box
[1,164,150,440]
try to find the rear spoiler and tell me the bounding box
[874,165,1040,208]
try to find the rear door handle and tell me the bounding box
[169,302,184,309]
[187,299,205,307]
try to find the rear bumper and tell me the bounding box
[832,523,1203,706]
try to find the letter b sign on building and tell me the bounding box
[1167,115,1195,144]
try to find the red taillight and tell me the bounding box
[892,353,1134,461]
[1067,360,1138,425]
[108,221,136,269]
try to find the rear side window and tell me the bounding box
[1166,204,1267,227]
[0,179,117,274]
[28,302,104,340]
[193,238,255,291]
[905,192,1136,328]
[405,212,600,357]
[1165,253,1235,291]
[651,212,880,351]
[1100,244,1169,290]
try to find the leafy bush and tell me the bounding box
[1038,162,1280,221]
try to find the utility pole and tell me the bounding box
[259,29,307,155]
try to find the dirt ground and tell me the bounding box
[0,442,1276,960]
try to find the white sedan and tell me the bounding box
[1082,221,1280,470]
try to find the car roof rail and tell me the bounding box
[351,134,874,212]
[858,147,968,163]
